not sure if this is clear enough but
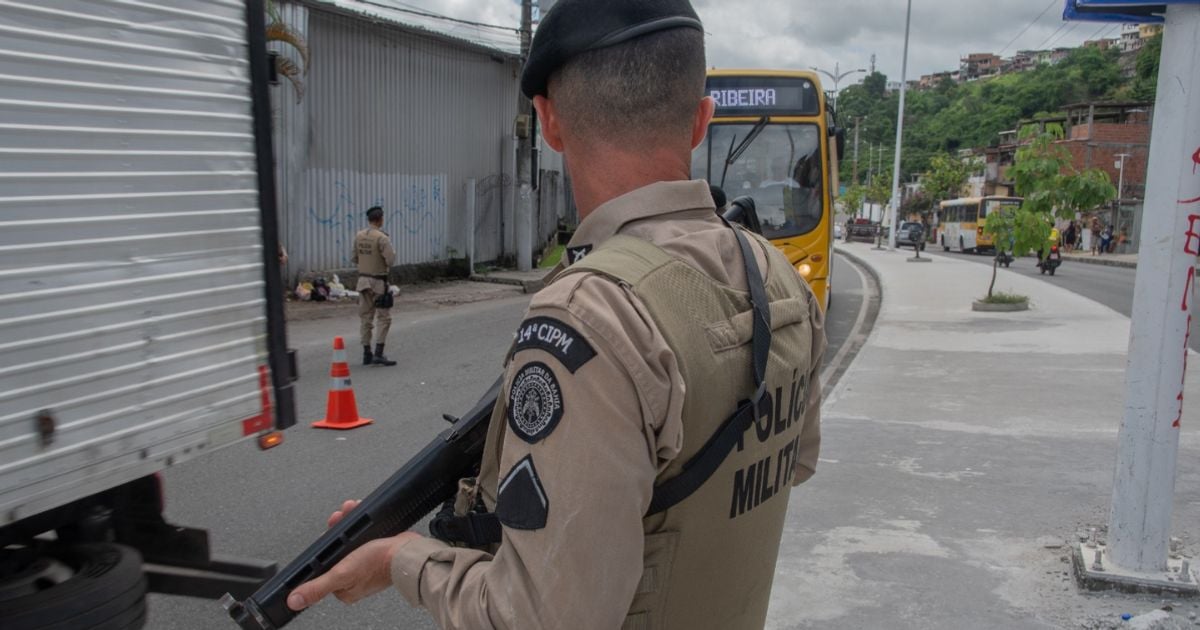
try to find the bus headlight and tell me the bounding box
[797,263,813,278]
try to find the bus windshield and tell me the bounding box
[693,123,823,239]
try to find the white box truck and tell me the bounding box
[0,1,296,627]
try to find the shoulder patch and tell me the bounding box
[507,361,564,444]
[514,316,596,372]
[566,244,593,264]
[495,455,549,530]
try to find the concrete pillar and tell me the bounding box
[1107,3,1200,574]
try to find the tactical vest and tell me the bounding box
[355,228,388,276]
[481,232,818,630]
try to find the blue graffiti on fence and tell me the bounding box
[310,176,449,264]
[307,180,361,265]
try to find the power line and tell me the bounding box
[1034,21,1071,50]
[348,0,520,33]
[1047,21,1081,49]
[1084,22,1110,43]
[998,0,1059,56]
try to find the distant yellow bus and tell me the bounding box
[691,69,839,311]
[937,196,1021,253]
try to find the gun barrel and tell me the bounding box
[223,381,500,629]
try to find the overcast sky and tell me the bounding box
[371,0,1126,85]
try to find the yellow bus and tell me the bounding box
[937,196,1021,253]
[691,69,840,311]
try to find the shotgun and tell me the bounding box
[221,378,501,629]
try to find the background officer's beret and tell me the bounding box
[520,0,703,99]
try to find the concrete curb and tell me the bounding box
[972,299,1030,312]
[833,245,883,305]
[1061,255,1137,269]
[467,273,547,294]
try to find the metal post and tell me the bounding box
[465,178,476,276]
[1115,152,1131,201]
[853,117,862,186]
[1107,3,1200,574]
[887,0,913,250]
[515,0,534,272]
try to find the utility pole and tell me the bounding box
[852,117,862,185]
[887,0,913,250]
[515,0,534,271]
[1104,3,1199,579]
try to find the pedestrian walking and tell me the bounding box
[287,1,825,627]
[1063,221,1077,254]
[352,206,397,367]
[1090,216,1102,255]
[1100,224,1114,255]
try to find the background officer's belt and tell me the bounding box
[432,224,771,546]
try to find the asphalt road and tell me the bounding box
[148,254,868,629]
[928,250,1200,352]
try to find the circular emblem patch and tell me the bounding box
[507,362,564,444]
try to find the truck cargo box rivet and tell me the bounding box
[35,410,55,448]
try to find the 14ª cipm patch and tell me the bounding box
[508,361,564,444]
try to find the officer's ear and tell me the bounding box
[533,95,564,153]
[691,96,715,150]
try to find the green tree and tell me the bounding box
[983,127,1116,297]
[900,191,934,220]
[920,153,978,204]
[866,172,891,208]
[840,184,868,219]
[1132,33,1163,101]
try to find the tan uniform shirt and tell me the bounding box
[391,180,825,629]
[352,227,396,294]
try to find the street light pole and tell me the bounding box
[811,62,867,113]
[1115,152,1131,201]
[887,0,913,249]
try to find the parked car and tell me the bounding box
[895,221,927,250]
[845,219,880,243]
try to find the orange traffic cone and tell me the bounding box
[313,337,373,430]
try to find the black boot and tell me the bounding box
[373,343,397,367]
[363,346,373,366]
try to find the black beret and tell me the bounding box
[521,0,703,99]
[366,206,383,220]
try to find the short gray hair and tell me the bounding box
[548,28,706,146]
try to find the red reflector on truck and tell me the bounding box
[240,365,274,435]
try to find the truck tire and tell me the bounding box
[0,543,147,630]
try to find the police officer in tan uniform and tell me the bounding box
[352,206,397,367]
[288,1,825,627]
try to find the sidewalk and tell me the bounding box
[767,242,1200,630]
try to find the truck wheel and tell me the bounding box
[0,543,147,630]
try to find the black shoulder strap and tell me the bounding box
[647,224,772,515]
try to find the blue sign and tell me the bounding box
[1064,0,1200,22]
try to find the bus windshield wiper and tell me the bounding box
[720,116,769,187]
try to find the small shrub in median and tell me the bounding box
[980,292,1028,305]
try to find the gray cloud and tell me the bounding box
[375,1,1121,85]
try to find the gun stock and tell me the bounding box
[222,379,502,629]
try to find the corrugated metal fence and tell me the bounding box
[273,2,562,277]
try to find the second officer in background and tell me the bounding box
[352,205,397,367]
